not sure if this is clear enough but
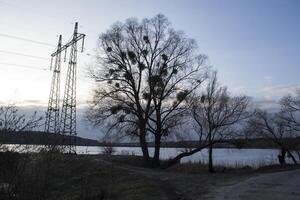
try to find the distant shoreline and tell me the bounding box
[1,131,299,149]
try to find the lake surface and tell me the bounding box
[3,144,286,167]
[78,146,283,167]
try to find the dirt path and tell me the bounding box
[95,157,189,200]
[212,169,300,200]
[96,157,250,200]
[95,156,300,200]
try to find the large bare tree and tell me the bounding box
[145,37,207,166]
[88,14,208,166]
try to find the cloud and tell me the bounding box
[20,99,47,106]
[16,99,90,108]
[257,84,300,100]
[253,99,280,111]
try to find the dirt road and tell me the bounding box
[212,169,300,200]
[97,155,300,200]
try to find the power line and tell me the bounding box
[0,49,49,60]
[0,62,48,71]
[0,33,56,47]
[0,62,89,81]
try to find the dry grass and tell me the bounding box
[1,153,298,200]
[0,153,172,200]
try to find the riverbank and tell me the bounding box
[1,152,299,200]
[2,145,290,167]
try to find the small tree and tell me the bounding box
[0,102,43,198]
[190,72,249,172]
[0,103,42,132]
[0,103,42,151]
[279,90,300,161]
[247,110,298,164]
[165,72,249,171]
[280,90,300,132]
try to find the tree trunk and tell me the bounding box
[208,143,214,173]
[152,134,161,168]
[278,147,286,165]
[163,143,212,169]
[139,132,150,166]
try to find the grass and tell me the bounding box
[0,152,173,200]
[101,154,255,174]
[1,152,299,200]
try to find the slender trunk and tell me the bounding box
[282,148,286,164]
[208,143,214,172]
[153,134,161,168]
[207,130,215,173]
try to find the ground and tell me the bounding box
[101,155,300,200]
[212,169,300,200]
[1,153,299,200]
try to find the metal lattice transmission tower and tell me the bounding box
[45,35,62,134]
[52,22,85,153]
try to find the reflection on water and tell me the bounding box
[2,144,285,167]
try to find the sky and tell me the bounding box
[0,0,299,138]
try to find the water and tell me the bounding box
[3,144,285,167]
[59,145,284,167]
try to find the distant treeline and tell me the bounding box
[1,131,299,149]
[0,131,100,146]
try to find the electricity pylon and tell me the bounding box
[45,35,62,135]
[53,22,85,153]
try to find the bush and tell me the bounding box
[102,145,115,155]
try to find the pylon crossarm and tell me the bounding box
[51,33,85,57]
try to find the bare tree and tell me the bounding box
[166,72,249,171]
[144,34,207,167]
[279,90,300,161]
[0,103,42,151]
[247,110,298,164]
[88,14,208,166]
[280,90,300,132]
[0,103,42,133]
[0,103,43,198]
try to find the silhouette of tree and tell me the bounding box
[0,103,42,132]
[174,72,249,172]
[0,102,42,150]
[247,110,298,165]
[88,14,208,166]
[279,90,300,162]
[280,90,300,132]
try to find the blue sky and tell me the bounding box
[0,0,299,103]
[0,0,299,138]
